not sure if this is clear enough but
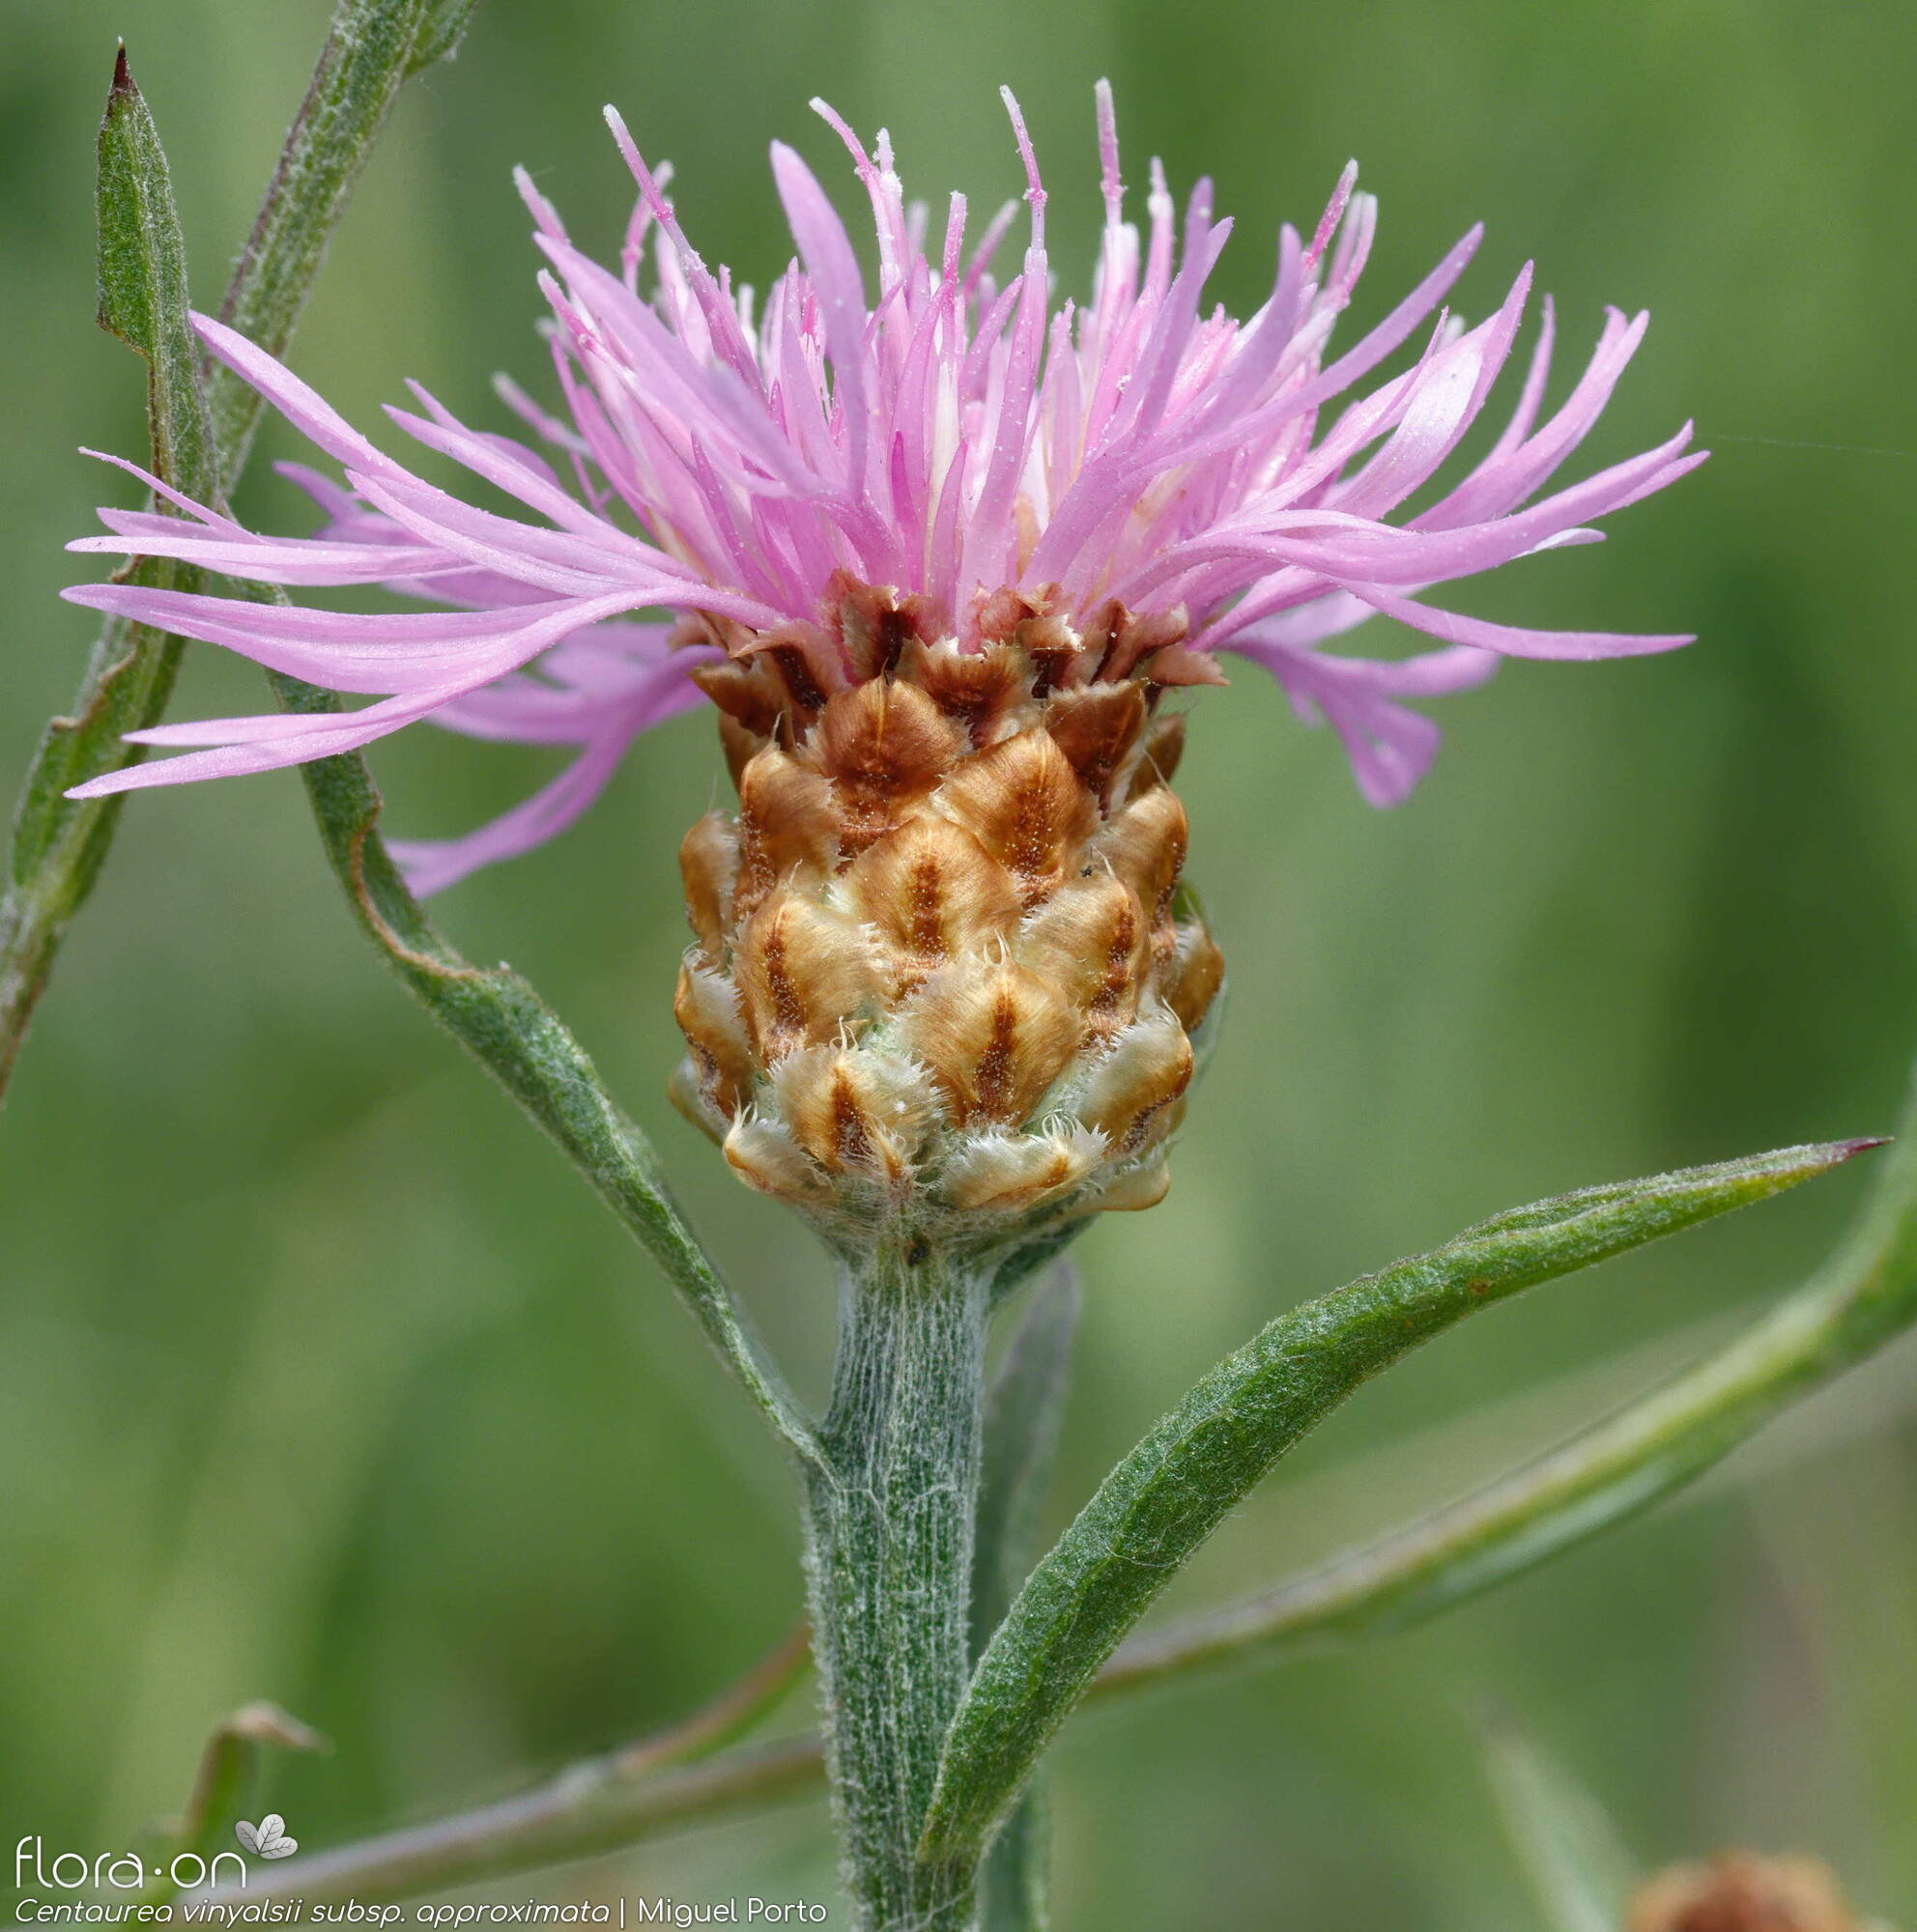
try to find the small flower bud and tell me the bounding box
[1628,1853,1862,1932]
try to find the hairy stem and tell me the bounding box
[208,0,474,483]
[190,1735,824,1907]
[270,673,821,1463]
[190,1074,1917,1909]
[0,0,470,1098]
[804,1241,991,1932]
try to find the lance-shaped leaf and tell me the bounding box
[921,1140,1874,1865]
[973,1269,1079,1932]
[1,51,214,1089]
[973,1268,1081,1658]
[2,0,475,1098]
[94,50,215,497]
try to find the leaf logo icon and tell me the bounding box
[235,1815,298,1860]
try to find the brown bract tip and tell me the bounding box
[936,728,1098,906]
[903,960,1076,1127]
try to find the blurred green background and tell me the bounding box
[5,0,1917,1923]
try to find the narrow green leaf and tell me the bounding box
[95,48,216,494]
[1484,1724,1640,1932]
[268,670,821,1467]
[973,1267,1081,1657]
[1,48,215,1087]
[3,0,477,1099]
[1096,1116,1912,1695]
[922,1139,1873,1864]
[973,1272,1077,1932]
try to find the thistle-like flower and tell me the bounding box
[63,86,1702,1245]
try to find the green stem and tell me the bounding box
[207,0,474,488]
[271,672,821,1463]
[804,1240,991,1932]
[0,0,470,1099]
[140,1702,326,1907]
[186,1081,1917,1910]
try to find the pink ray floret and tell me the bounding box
[63,84,1704,889]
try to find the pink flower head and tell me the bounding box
[64,85,1702,891]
